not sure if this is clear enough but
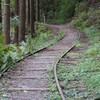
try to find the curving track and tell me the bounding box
[53,45,76,100]
[0,25,78,100]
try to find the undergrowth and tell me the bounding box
[69,3,100,99]
[71,2,100,30]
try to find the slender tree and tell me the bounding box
[14,0,19,44]
[26,0,30,28]
[36,0,40,21]
[19,0,26,42]
[4,0,10,44]
[30,0,35,38]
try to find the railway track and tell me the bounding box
[54,45,76,100]
[0,25,78,100]
[52,25,80,100]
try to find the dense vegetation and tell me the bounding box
[41,0,81,24]
[71,3,100,98]
[71,1,100,30]
[41,0,100,25]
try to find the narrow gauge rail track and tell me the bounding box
[52,25,80,100]
[54,45,76,100]
[0,25,78,100]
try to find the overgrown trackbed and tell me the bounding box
[0,25,78,100]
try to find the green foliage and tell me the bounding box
[84,27,100,42]
[79,27,100,91]
[41,0,80,24]
[85,47,100,57]
[48,92,62,100]
[0,34,4,44]
[71,2,100,30]
[0,23,2,34]
[0,44,20,73]
[87,8,100,29]
[53,0,77,24]
[11,16,19,28]
[75,2,88,16]
[71,11,88,29]
[48,68,62,100]
[75,57,100,92]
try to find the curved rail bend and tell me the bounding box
[54,30,80,100]
[54,45,76,100]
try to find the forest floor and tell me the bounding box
[0,25,78,100]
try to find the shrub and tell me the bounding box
[71,2,100,30]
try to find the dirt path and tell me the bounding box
[0,25,78,100]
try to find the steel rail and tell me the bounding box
[54,45,76,100]
[54,29,80,100]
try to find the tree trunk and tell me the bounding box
[30,0,35,38]
[36,0,40,22]
[14,0,19,45]
[19,0,26,42]
[26,0,30,28]
[4,0,10,44]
